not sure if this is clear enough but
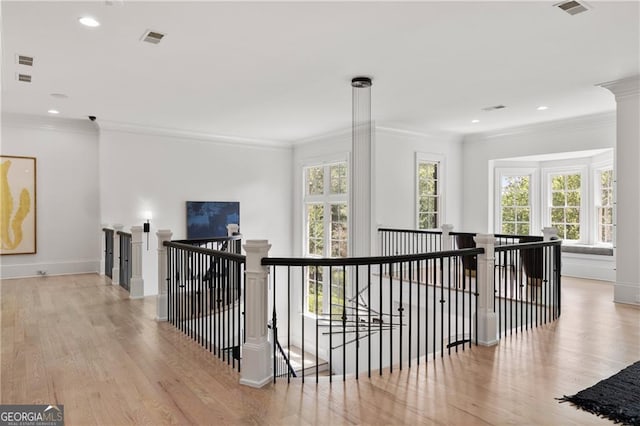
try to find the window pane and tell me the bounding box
[567,174,581,190]
[502,207,515,221]
[307,204,324,255]
[330,268,345,318]
[551,208,565,223]
[417,160,440,229]
[551,175,565,191]
[307,267,323,314]
[518,223,530,235]
[566,224,580,240]
[500,175,531,236]
[330,203,348,258]
[329,164,347,194]
[566,191,580,206]
[517,208,530,222]
[552,192,565,207]
[502,222,515,234]
[306,167,324,195]
[597,168,614,243]
[565,208,580,224]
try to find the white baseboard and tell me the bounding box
[0,260,100,279]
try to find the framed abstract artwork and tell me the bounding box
[0,155,36,255]
[186,201,239,239]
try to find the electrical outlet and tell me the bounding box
[36,270,47,276]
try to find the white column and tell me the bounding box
[350,77,374,257]
[240,240,272,388]
[474,234,498,346]
[129,226,144,299]
[599,76,640,305]
[112,224,123,285]
[441,224,454,251]
[156,229,173,321]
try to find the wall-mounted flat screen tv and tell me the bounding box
[186,201,240,239]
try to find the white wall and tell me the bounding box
[462,112,616,233]
[375,128,464,232]
[0,113,101,278]
[99,125,293,296]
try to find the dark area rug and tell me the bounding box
[558,361,640,425]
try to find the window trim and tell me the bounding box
[543,165,588,244]
[592,162,614,247]
[494,167,538,236]
[415,152,445,230]
[301,159,349,315]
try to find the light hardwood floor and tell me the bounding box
[1,274,638,425]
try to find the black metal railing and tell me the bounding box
[450,231,543,250]
[164,239,245,372]
[103,228,114,278]
[269,323,298,379]
[494,239,562,337]
[117,231,132,291]
[173,235,242,254]
[379,227,442,257]
[264,248,483,383]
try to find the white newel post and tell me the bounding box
[227,223,239,236]
[474,234,498,346]
[542,227,558,242]
[240,240,272,388]
[441,224,454,251]
[112,224,123,285]
[156,229,173,321]
[129,226,144,299]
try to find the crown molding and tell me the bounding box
[1,112,99,135]
[598,75,640,100]
[294,126,353,146]
[376,125,459,140]
[97,120,292,150]
[464,111,616,142]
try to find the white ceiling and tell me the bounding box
[2,1,639,143]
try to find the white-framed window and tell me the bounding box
[494,168,538,236]
[595,167,614,244]
[500,175,532,235]
[303,161,348,314]
[416,153,445,229]
[548,171,583,241]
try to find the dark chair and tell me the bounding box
[455,234,477,281]
[519,236,544,300]
[456,234,478,289]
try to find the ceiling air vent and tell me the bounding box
[17,74,32,83]
[141,30,165,44]
[555,0,589,16]
[482,105,506,112]
[17,55,34,66]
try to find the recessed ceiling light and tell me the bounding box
[471,119,480,123]
[48,109,60,114]
[537,106,549,111]
[78,17,100,27]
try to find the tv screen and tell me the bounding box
[186,201,240,239]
